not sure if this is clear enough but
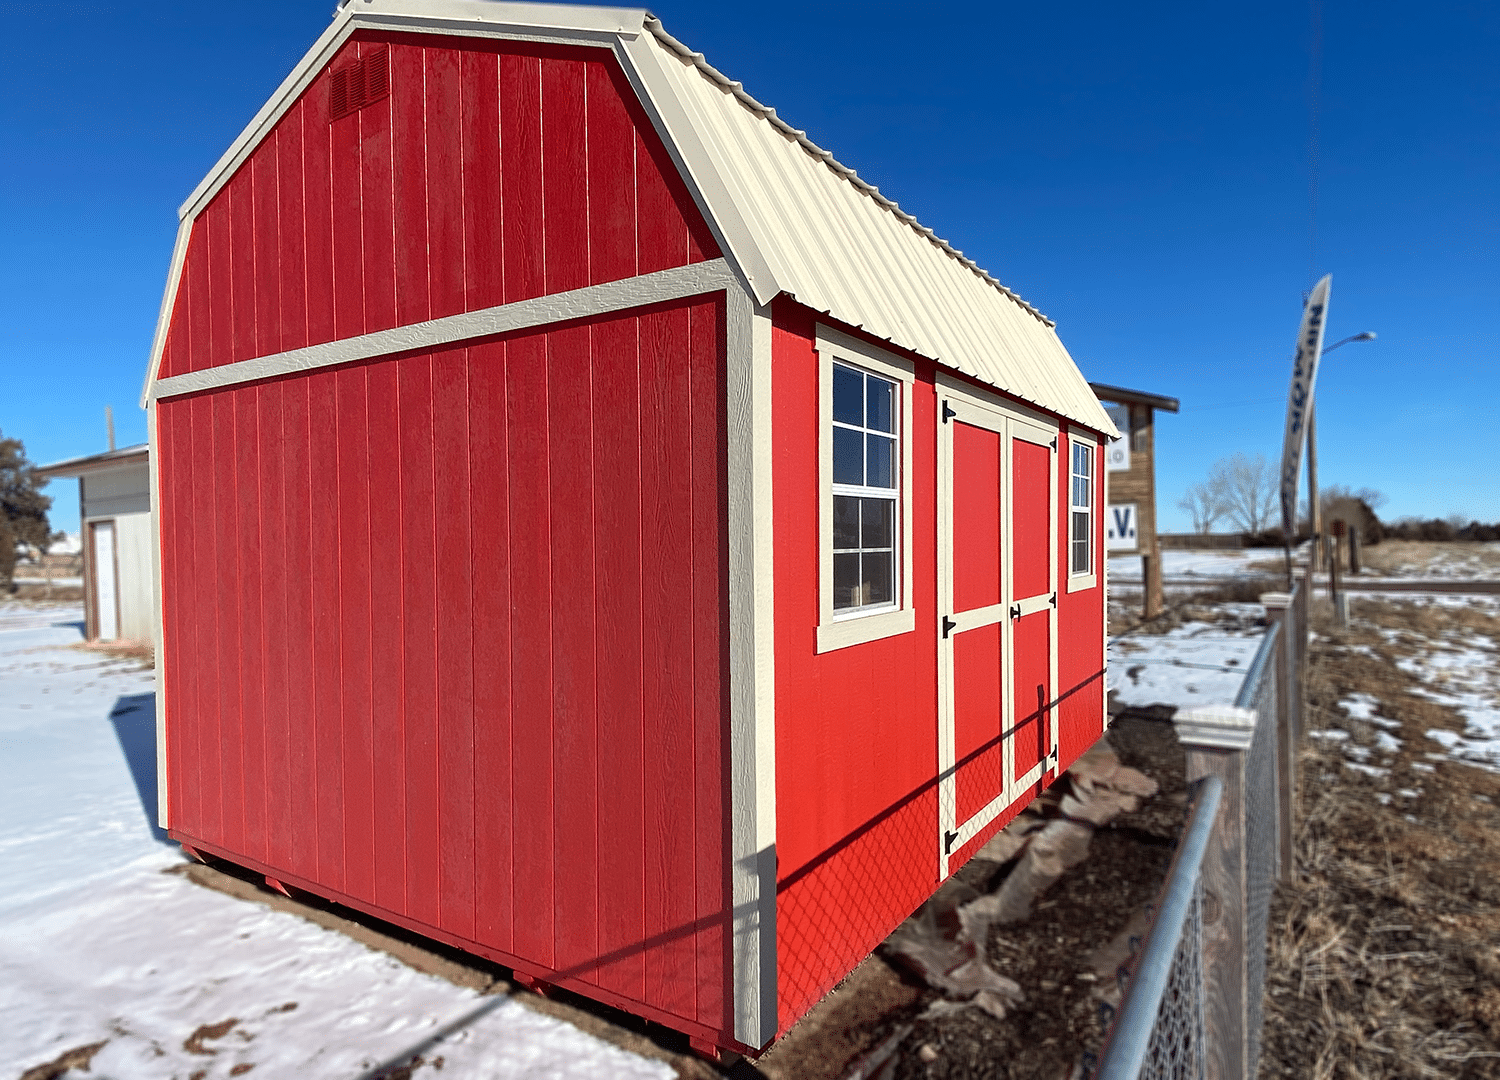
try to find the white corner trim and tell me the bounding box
[727,285,778,1048]
[1173,705,1258,751]
[140,219,194,410]
[615,32,778,307]
[150,260,736,401]
[147,405,168,830]
[815,325,917,655]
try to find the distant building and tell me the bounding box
[36,445,151,642]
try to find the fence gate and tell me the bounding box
[936,382,1058,878]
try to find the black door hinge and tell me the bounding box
[1050,437,1058,451]
[1010,603,1021,619]
[944,829,958,854]
[942,402,956,423]
[942,615,957,639]
[1050,592,1057,607]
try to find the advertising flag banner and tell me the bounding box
[1279,275,1332,541]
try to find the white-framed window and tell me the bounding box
[1067,433,1098,592]
[817,326,916,652]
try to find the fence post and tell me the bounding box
[1173,705,1257,1080]
[1259,592,1296,884]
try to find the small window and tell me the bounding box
[1070,441,1094,577]
[832,364,899,614]
[817,327,916,652]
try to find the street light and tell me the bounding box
[1308,330,1378,565]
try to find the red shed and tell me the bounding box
[141,0,1118,1055]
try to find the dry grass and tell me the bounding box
[74,638,155,669]
[1359,541,1500,579]
[1259,596,1500,1078]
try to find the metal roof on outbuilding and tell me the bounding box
[145,0,1116,436]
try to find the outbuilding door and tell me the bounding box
[936,382,1059,878]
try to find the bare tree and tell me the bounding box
[1207,452,1278,534]
[1177,478,1227,533]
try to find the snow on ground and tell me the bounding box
[1396,629,1500,773]
[1108,548,1283,582]
[0,602,673,1080]
[1107,604,1267,712]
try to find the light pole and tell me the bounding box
[1307,331,1377,567]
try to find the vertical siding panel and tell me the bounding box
[212,392,243,848]
[189,397,218,838]
[228,172,257,363]
[308,370,344,889]
[259,382,293,870]
[434,351,475,939]
[207,197,233,372]
[236,389,267,863]
[590,315,644,1001]
[469,339,512,952]
[186,222,213,374]
[277,104,308,353]
[338,367,376,902]
[368,359,407,915]
[461,48,502,312]
[639,306,696,1015]
[426,48,465,320]
[360,48,396,336]
[400,355,440,927]
[634,127,689,276]
[392,43,430,329]
[547,324,597,978]
[585,61,636,286]
[500,54,543,304]
[507,331,553,964]
[689,299,728,1028]
[330,87,364,341]
[304,73,336,347]
[541,59,588,295]
[252,138,281,359]
[282,378,319,878]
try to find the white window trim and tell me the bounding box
[1067,429,1099,593]
[816,326,916,652]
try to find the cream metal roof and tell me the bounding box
[144,0,1116,435]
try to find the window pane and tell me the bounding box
[862,551,894,606]
[833,495,860,549]
[833,427,864,485]
[1073,475,1088,508]
[861,498,893,548]
[866,434,895,489]
[866,376,894,433]
[833,365,864,427]
[1072,512,1091,573]
[1074,443,1089,476]
[833,552,861,610]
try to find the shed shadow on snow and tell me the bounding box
[109,692,170,845]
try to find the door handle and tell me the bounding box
[1009,603,1021,619]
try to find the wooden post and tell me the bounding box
[1307,405,1321,568]
[1173,705,1257,1080]
[1260,592,1296,883]
[1143,545,1164,620]
[1349,528,1361,573]
[1329,521,1347,627]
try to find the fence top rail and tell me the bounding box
[1234,618,1281,711]
[1095,774,1225,1080]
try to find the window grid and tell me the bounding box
[1071,442,1093,576]
[832,362,900,614]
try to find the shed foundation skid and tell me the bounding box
[143,0,1117,1055]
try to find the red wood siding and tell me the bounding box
[1056,439,1107,775]
[770,300,940,1032]
[156,35,718,379]
[157,296,731,1035]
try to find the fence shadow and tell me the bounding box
[109,692,170,845]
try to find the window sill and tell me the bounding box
[1067,572,1098,594]
[816,606,916,653]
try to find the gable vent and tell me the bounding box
[329,47,390,122]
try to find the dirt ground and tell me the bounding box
[1259,592,1500,1078]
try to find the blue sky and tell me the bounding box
[2,1,1495,537]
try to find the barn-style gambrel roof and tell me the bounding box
[144,0,1115,436]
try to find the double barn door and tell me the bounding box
[936,381,1059,878]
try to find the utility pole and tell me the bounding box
[105,405,115,452]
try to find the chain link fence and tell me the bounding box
[1093,575,1308,1079]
